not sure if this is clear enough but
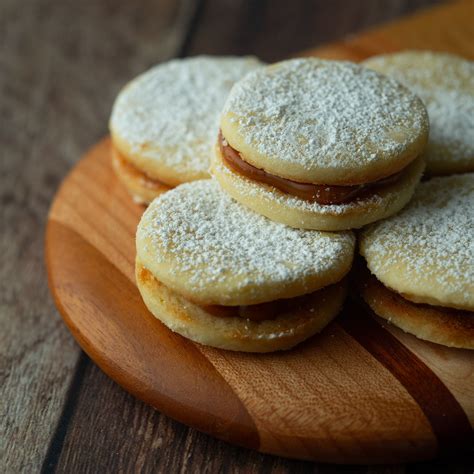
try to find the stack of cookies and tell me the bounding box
[110,53,473,352]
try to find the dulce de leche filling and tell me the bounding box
[139,264,331,322]
[203,288,327,322]
[219,131,403,205]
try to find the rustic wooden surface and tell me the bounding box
[2,0,473,472]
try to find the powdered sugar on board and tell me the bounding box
[364,51,474,169]
[110,56,262,175]
[137,180,355,291]
[361,173,474,305]
[222,58,428,172]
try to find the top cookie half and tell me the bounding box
[220,58,429,185]
[110,56,263,186]
[363,51,474,176]
[136,180,355,306]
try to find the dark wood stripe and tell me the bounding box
[340,299,474,457]
[46,220,260,451]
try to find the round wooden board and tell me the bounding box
[46,138,474,463]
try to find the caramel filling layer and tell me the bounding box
[219,132,404,205]
[203,287,329,322]
[139,265,332,322]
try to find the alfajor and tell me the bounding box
[364,51,474,176]
[359,174,474,349]
[110,56,263,203]
[212,58,428,231]
[136,180,355,352]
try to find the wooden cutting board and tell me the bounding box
[46,0,474,464]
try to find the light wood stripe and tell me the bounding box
[340,301,474,456]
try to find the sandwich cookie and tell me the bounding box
[110,56,263,203]
[364,51,474,176]
[136,180,355,352]
[359,174,474,349]
[212,58,428,231]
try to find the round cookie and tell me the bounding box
[363,51,474,176]
[136,180,355,306]
[110,56,263,203]
[360,174,474,312]
[220,58,428,185]
[136,262,348,352]
[215,58,428,230]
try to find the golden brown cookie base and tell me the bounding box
[111,145,171,204]
[136,261,347,352]
[358,267,474,349]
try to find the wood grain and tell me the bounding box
[45,137,473,463]
[0,0,197,472]
[55,361,360,474]
[3,0,472,472]
[46,218,259,448]
[339,304,473,456]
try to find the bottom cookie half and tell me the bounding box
[136,261,347,352]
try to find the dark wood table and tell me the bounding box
[2,0,472,472]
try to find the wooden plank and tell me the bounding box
[58,365,471,474]
[186,0,443,61]
[54,361,322,473]
[0,0,197,472]
[305,0,474,60]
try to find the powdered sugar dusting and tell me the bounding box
[223,58,428,171]
[361,173,474,303]
[110,56,262,175]
[137,180,354,291]
[364,51,474,168]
